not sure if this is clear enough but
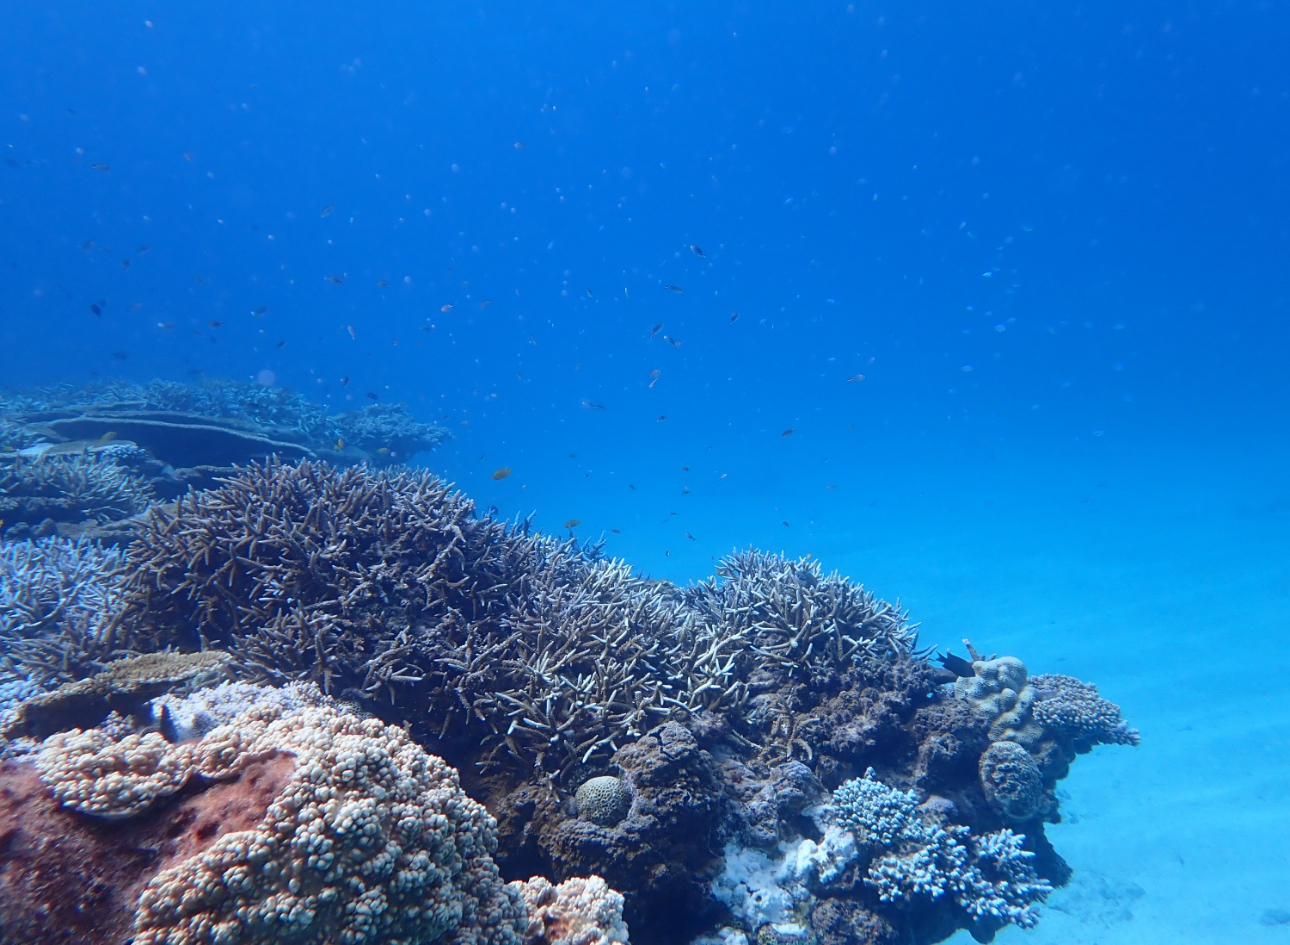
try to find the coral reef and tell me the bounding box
[2,378,447,470]
[0,449,156,539]
[0,379,449,540]
[0,690,626,945]
[0,457,1142,945]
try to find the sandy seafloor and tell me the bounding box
[580,434,1289,945]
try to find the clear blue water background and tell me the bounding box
[4,3,1290,940]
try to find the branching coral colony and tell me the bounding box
[0,458,1139,945]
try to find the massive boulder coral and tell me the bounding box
[0,692,626,945]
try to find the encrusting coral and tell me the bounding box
[0,689,628,945]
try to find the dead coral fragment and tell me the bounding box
[4,651,228,740]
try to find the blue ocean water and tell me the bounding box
[2,2,1288,943]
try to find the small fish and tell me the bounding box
[327,275,345,284]
[729,311,740,324]
[275,340,286,348]
[846,373,866,383]
[657,415,667,422]
[479,299,492,309]
[610,528,621,534]
[251,306,269,316]
[91,163,110,171]
[826,483,837,489]
[564,518,581,528]
[935,652,976,678]
[183,151,194,161]
[341,376,351,387]
[111,350,128,360]
[663,284,683,293]
[681,486,691,495]
[491,467,513,480]
[649,370,661,389]
[376,447,390,454]
[335,437,345,449]
[782,521,791,527]
[781,429,794,437]
[136,244,151,253]
[99,431,118,443]
[366,392,379,400]
[121,259,130,269]
[718,472,728,480]
[685,532,696,540]
[649,323,664,339]
[663,335,681,347]
[689,244,705,257]
[89,303,102,316]
[581,400,605,410]
[585,288,594,297]
[440,303,454,312]
[208,320,224,328]
[347,326,356,340]
[376,280,390,287]
[320,204,334,217]
[157,322,175,330]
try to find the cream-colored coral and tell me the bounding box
[34,728,195,818]
[954,656,1041,744]
[36,700,529,945]
[515,876,629,945]
[574,776,631,826]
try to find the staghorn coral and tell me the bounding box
[0,537,124,682]
[107,460,925,787]
[0,450,155,536]
[3,692,576,945]
[334,402,450,461]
